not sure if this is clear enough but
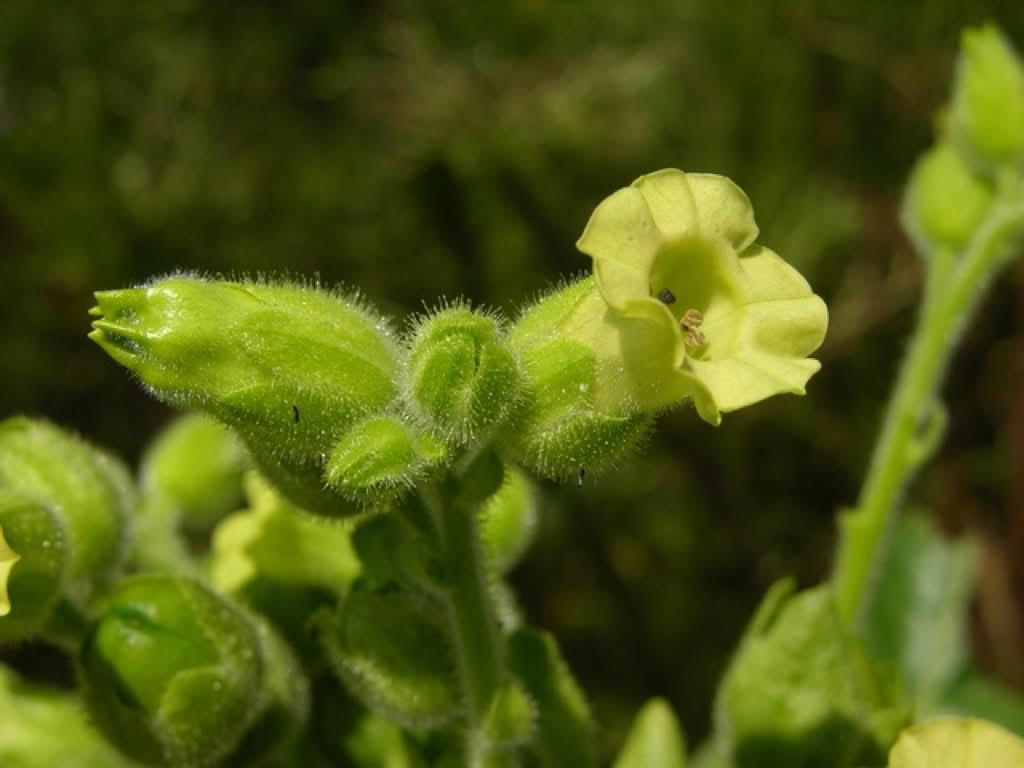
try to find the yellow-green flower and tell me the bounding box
[0,525,19,617]
[576,169,827,425]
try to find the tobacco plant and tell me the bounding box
[3,22,1024,768]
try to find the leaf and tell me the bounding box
[936,672,1024,738]
[613,698,687,768]
[860,513,978,716]
[506,627,594,768]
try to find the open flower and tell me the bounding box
[576,169,827,425]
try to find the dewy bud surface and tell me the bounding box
[0,417,132,642]
[89,276,400,517]
[79,574,271,767]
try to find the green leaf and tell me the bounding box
[860,513,977,716]
[887,717,1024,768]
[613,698,687,768]
[713,583,909,767]
[506,627,594,768]
[316,582,460,729]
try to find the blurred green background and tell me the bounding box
[3,0,1024,755]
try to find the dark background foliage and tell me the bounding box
[3,0,1024,755]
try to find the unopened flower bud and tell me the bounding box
[325,415,447,504]
[0,417,132,644]
[903,143,994,253]
[950,25,1024,171]
[141,412,250,529]
[480,465,537,573]
[405,306,521,445]
[89,277,400,517]
[80,574,307,767]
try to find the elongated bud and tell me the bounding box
[325,415,447,504]
[0,417,132,644]
[405,306,522,445]
[89,277,400,517]
[141,412,250,529]
[903,143,994,253]
[950,25,1024,171]
[80,574,308,767]
[315,582,459,729]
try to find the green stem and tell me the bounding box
[427,478,504,730]
[833,194,1024,631]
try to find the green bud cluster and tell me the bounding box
[79,573,308,767]
[0,417,132,644]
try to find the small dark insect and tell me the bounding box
[292,404,300,423]
[577,467,586,487]
[656,288,677,305]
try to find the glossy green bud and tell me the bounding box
[141,412,249,529]
[0,417,132,644]
[714,582,908,767]
[90,277,400,517]
[903,143,994,253]
[950,25,1024,170]
[315,582,459,729]
[480,465,536,573]
[406,306,522,445]
[326,415,447,504]
[0,665,141,768]
[612,698,687,768]
[80,574,306,767]
[887,717,1024,768]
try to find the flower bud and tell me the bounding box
[405,306,521,445]
[903,143,994,253]
[80,573,307,767]
[141,412,249,530]
[0,417,132,644]
[715,582,908,766]
[950,25,1024,171]
[482,681,535,750]
[89,277,400,517]
[315,582,459,729]
[325,415,447,504]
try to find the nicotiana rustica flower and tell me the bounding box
[574,168,827,425]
